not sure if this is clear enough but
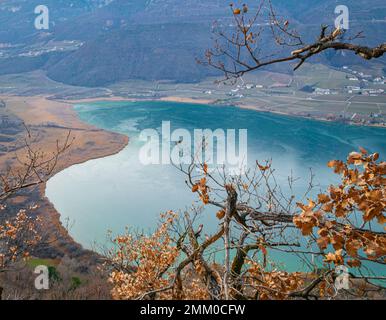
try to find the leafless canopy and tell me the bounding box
[203,0,386,81]
[0,128,73,202]
[171,156,385,300]
[0,128,73,299]
[108,150,385,300]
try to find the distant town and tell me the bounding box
[201,64,386,127]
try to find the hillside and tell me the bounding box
[0,0,385,86]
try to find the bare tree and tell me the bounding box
[0,128,73,299]
[105,2,386,301]
[108,149,385,300]
[202,1,386,81]
[0,128,72,202]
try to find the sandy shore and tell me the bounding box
[0,95,129,259]
[1,95,129,170]
[58,95,215,105]
[159,96,215,105]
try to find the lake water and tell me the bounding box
[46,101,386,270]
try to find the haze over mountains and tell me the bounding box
[0,0,385,87]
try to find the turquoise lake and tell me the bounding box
[46,101,386,271]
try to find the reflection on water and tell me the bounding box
[46,101,386,271]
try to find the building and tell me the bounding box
[314,88,331,95]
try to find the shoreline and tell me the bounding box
[1,93,385,259]
[45,94,386,251]
[0,95,129,260]
[59,95,386,129]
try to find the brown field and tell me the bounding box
[0,95,128,259]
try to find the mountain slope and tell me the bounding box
[0,0,384,87]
